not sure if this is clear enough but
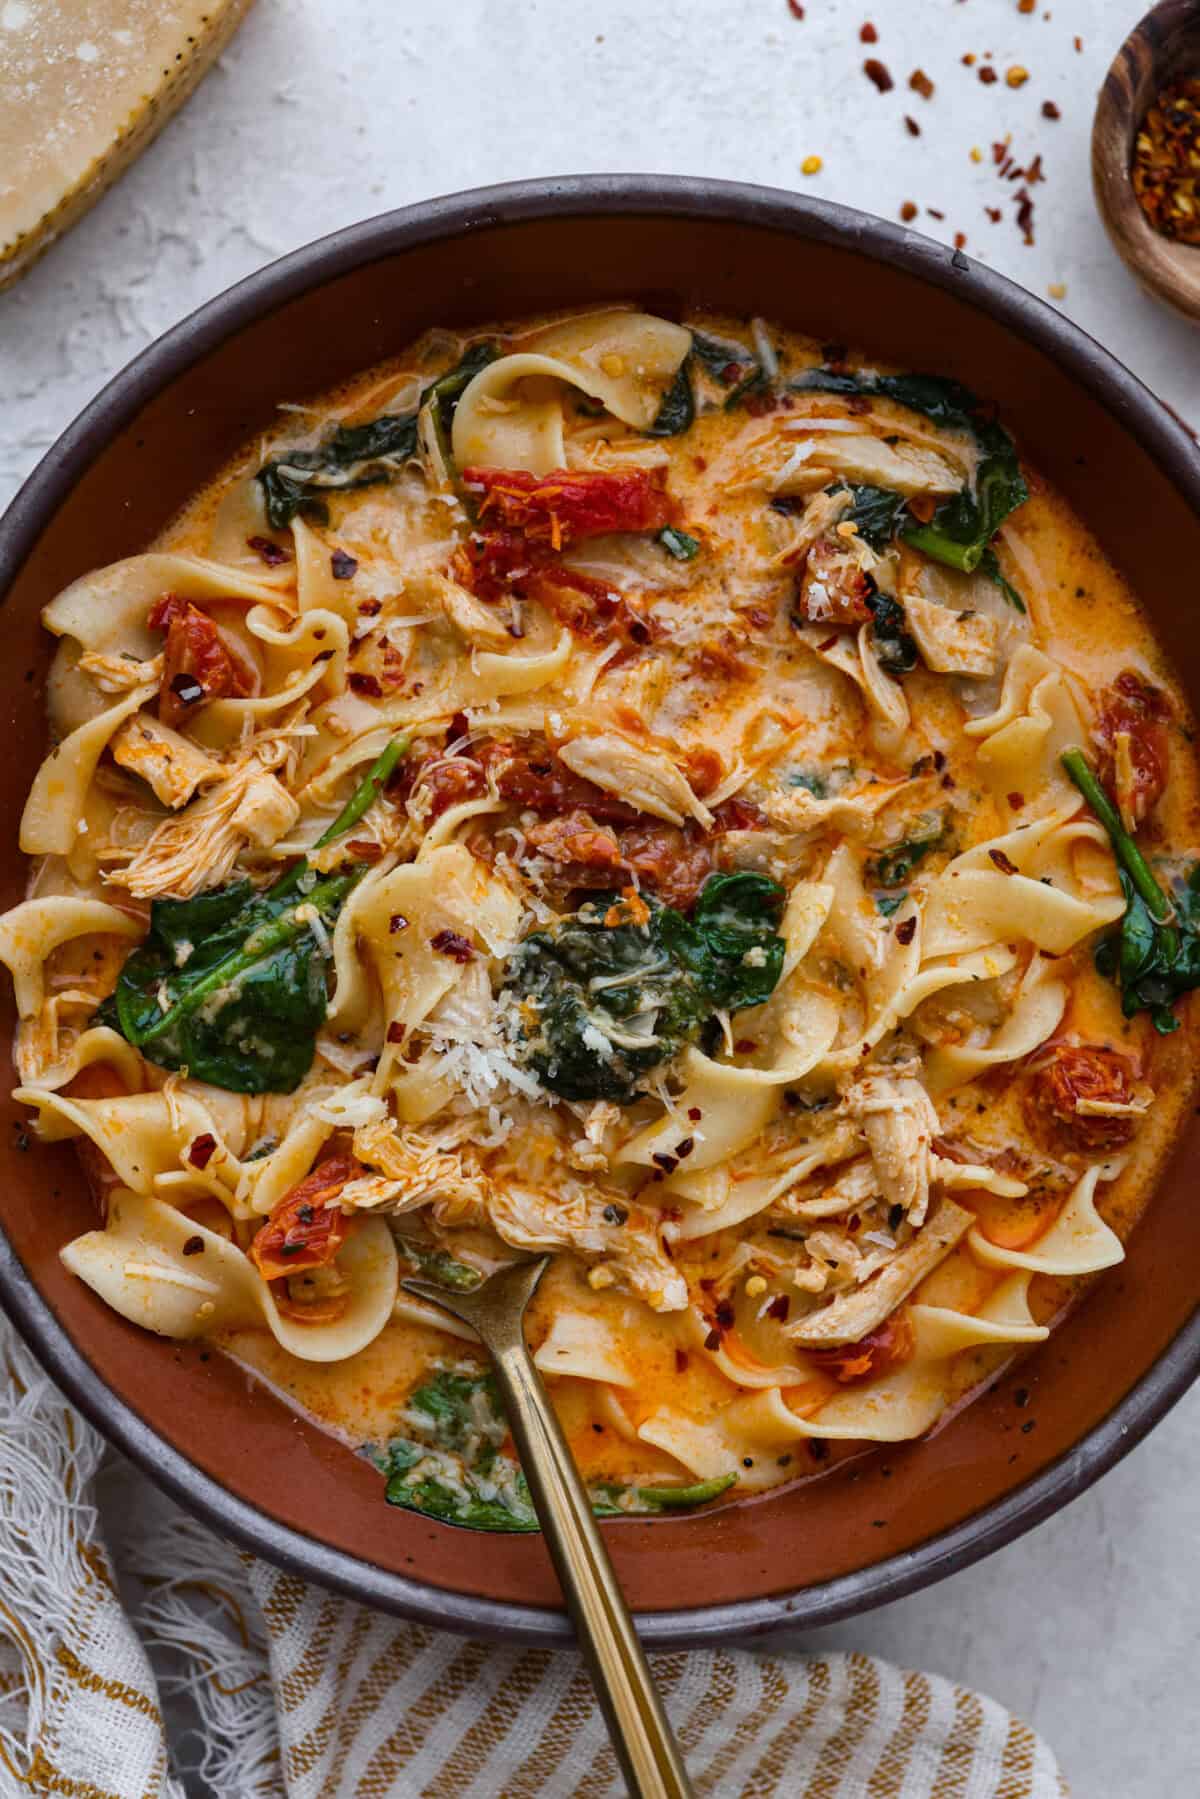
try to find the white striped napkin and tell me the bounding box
[0,1316,1067,1797]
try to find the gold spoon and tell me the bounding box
[402,1256,694,1799]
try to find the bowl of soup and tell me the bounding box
[1,177,1198,1642]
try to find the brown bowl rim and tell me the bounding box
[1,174,1199,1647]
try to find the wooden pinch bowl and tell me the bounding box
[1093,0,1200,321]
[3,179,1200,1643]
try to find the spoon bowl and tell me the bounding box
[1093,0,1200,321]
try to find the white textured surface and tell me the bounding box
[2,3,1198,1794]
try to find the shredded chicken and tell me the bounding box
[110,715,222,810]
[98,735,299,898]
[840,1067,941,1227]
[904,590,999,678]
[77,651,165,693]
[558,733,714,829]
[789,1198,972,1346]
[775,434,963,499]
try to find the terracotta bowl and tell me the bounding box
[2,178,1199,1646]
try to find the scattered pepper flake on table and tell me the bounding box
[786,1,805,18]
[1042,99,1061,120]
[979,65,998,86]
[864,58,894,93]
[1131,77,1200,245]
[860,22,877,43]
[909,69,934,101]
[900,200,918,221]
[801,154,823,176]
[1006,66,1029,89]
[1048,283,1067,299]
[1018,0,1036,12]
[904,115,921,137]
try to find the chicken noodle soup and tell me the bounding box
[4,308,1199,1529]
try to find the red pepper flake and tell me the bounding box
[687,1106,703,1122]
[786,0,804,15]
[1132,77,1200,244]
[816,633,839,652]
[674,1137,695,1158]
[1074,36,1082,53]
[895,915,917,945]
[357,598,382,616]
[345,839,382,862]
[863,58,894,93]
[1042,100,1061,120]
[675,1348,689,1372]
[860,22,877,43]
[348,671,383,697]
[766,1293,790,1322]
[388,913,409,933]
[1007,791,1026,809]
[989,848,1019,875]
[986,206,1003,223]
[954,231,967,250]
[734,1039,757,1054]
[652,1151,679,1175]
[1018,0,1036,11]
[187,1133,217,1170]
[979,65,998,85]
[962,53,976,66]
[1026,153,1045,186]
[430,929,475,962]
[704,1328,722,1351]
[909,69,934,100]
[182,1235,205,1256]
[170,671,205,708]
[246,535,292,566]
[330,548,358,580]
[900,201,919,221]
[1014,186,1036,245]
[904,115,921,137]
[926,207,945,220]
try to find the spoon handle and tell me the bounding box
[489,1334,695,1799]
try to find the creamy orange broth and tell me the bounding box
[11,307,1199,1520]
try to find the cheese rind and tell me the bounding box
[0,0,257,292]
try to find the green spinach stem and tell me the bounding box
[315,734,411,849]
[143,866,364,1045]
[1061,747,1171,922]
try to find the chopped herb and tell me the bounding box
[658,525,701,560]
[875,891,909,917]
[1063,748,1200,1033]
[867,812,945,887]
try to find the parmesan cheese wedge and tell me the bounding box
[0,0,257,292]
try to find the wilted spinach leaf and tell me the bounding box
[866,593,918,675]
[691,332,757,385]
[829,482,908,551]
[791,367,1029,582]
[256,344,498,529]
[504,872,786,1102]
[647,362,695,437]
[1064,749,1200,1033]
[99,738,408,1093]
[374,1367,736,1531]
[108,866,363,1094]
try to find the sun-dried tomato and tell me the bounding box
[462,466,672,548]
[249,1154,361,1282]
[1029,1045,1142,1151]
[148,594,255,728]
[478,738,640,823]
[806,1312,915,1384]
[793,537,874,628]
[1093,669,1171,827]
